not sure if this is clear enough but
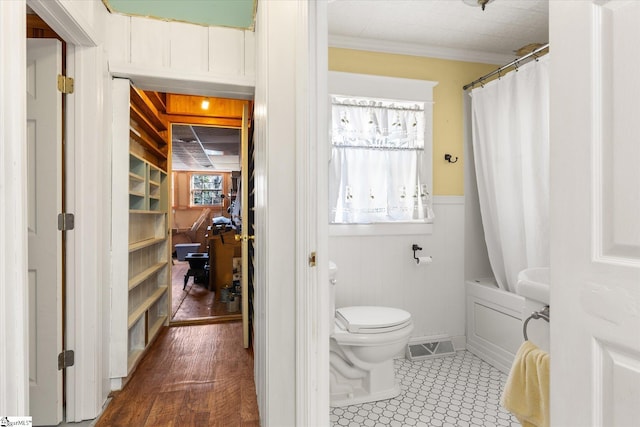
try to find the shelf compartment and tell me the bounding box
[129,212,166,244]
[148,291,168,342]
[128,237,165,253]
[128,261,167,290]
[127,315,145,371]
[128,286,167,328]
[129,194,146,211]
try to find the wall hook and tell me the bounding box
[412,244,422,264]
[444,153,458,163]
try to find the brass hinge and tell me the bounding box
[309,251,316,267]
[57,213,75,231]
[57,74,74,94]
[58,350,75,370]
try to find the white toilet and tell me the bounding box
[329,262,413,407]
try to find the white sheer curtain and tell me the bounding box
[329,96,434,223]
[471,55,550,292]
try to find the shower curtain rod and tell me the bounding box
[463,43,549,91]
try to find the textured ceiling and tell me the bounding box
[171,125,240,172]
[328,0,549,64]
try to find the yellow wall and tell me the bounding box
[329,48,498,195]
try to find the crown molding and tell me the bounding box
[328,34,514,65]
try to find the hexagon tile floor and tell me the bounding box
[330,350,520,427]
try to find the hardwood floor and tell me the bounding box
[96,322,259,427]
[172,260,240,321]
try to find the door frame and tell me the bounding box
[1,0,106,421]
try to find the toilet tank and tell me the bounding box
[329,261,338,332]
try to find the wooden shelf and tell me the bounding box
[125,87,170,376]
[130,86,167,132]
[129,172,145,182]
[128,286,167,328]
[148,315,167,342]
[130,103,167,148]
[128,237,165,253]
[130,128,167,160]
[130,209,166,215]
[129,261,168,290]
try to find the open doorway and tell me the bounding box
[170,123,244,322]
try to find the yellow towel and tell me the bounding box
[501,340,550,427]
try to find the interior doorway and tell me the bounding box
[170,123,244,322]
[128,89,254,328]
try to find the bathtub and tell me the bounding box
[465,278,525,374]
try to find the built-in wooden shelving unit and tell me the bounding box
[126,152,169,373]
[111,79,172,385]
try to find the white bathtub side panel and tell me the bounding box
[329,197,465,343]
[465,281,525,374]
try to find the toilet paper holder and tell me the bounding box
[412,244,422,264]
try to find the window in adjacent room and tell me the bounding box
[329,72,437,226]
[190,173,224,206]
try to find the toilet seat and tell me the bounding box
[336,306,412,334]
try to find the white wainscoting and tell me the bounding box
[105,14,255,98]
[328,196,465,345]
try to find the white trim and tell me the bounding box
[109,78,131,382]
[27,0,98,46]
[327,197,462,236]
[328,35,513,65]
[64,41,107,422]
[108,63,255,100]
[24,0,108,420]
[0,0,29,416]
[329,222,433,237]
[295,1,329,425]
[329,71,437,103]
[433,195,465,205]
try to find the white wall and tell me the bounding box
[329,197,466,345]
[105,13,255,98]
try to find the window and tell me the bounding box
[190,174,224,206]
[329,72,437,225]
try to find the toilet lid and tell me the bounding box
[336,306,411,334]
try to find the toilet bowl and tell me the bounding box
[329,263,413,407]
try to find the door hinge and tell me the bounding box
[57,74,74,94]
[58,350,75,370]
[57,213,75,231]
[309,251,316,267]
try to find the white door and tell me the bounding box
[27,38,63,426]
[550,1,640,425]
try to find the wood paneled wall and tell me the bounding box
[172,171,232,229]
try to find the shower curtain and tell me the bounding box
[470,55,550,293]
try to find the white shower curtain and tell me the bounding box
[471,55,550,292]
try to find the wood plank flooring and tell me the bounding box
[172,260,240,321]
[96,322,259,427]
